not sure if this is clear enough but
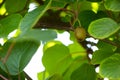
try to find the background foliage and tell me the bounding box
[0,0,120,80]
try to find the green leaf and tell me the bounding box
[87,0,102,2]
[88,18,120,39]
[0,40,40,75]
[91,49,114,65]
[42,41,72,75]
[0,14,22,38]
[78,10,96,29]
[20,0,52,35]
[71,63,96,80]
[0,68,25,80]
[20,29,57,42]
[104,0,120,12]
[5,0,27,13]
[100,54,120,79]
[63,57,88,80]
[51,0,66,8]
[47,74,63,80]
[68,42,86,58]
[37,71,49,80]
[97,41,116,51]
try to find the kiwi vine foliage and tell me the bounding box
[0,0,120,80]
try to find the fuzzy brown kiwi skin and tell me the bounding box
[74,27,86,42]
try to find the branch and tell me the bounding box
[35,22,73,31]
[101,39,120,48]
[0,74,8,80]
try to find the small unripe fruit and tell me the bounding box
[74,27,86,42]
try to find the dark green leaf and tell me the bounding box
[5,0,27,13]
[0,14,22,38]
[0,40,40,75]
[71,63,96,80]
[97,41,116,50]
[78,10,96,29]
[63,57,88,80]
[88,18,120,39]
[91,49,114,65]
[100,54,120,79]
[104,0,120,12]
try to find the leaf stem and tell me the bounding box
[3,42,15,64]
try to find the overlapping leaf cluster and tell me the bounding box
[0,0,120,80]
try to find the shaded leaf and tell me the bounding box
[71,63,96,80]
[104,0,120,12]
[63,57,88,80]
[100,54,120,79]
[0,40,40,75]
[91,49,114,65]
[5,0,27,13]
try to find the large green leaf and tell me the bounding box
[100,54,120,79]
[0,14,22,38]
[20,29,57,42]
[0,40,40,75]
[63,57,88,80]
[104,0,120,12]
[91,49,114,65]
[71,63,96,80]
[20,0,52,35]
[88,18,120,39]
[5,0,27,13]
[42,41,72,75]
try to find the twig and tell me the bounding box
[24,71,32,80]
[101,39,120,48]
[0,74,8,80]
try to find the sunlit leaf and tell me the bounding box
[42,41,72,75]
[88,18,120,39]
